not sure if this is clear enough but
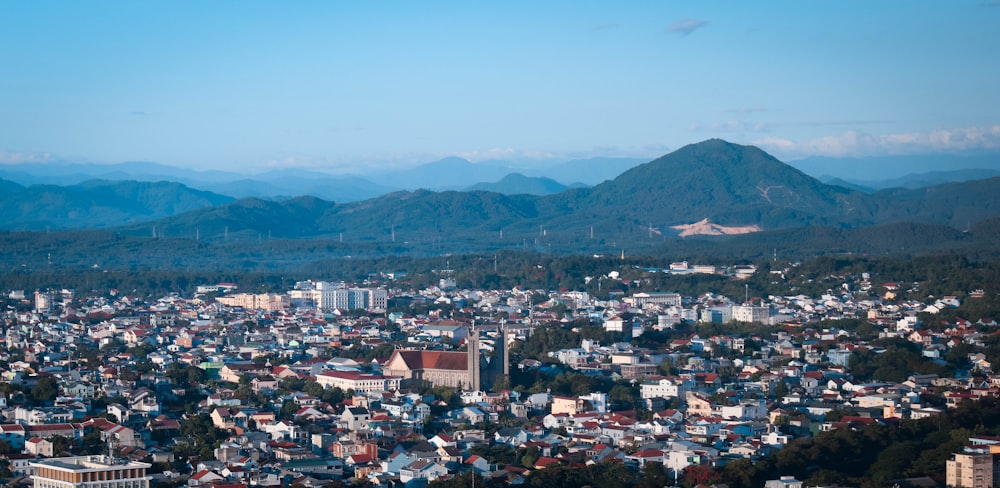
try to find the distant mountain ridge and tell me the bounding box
[100,140,1000,250]
[0,178,233,230]
[0,155,646,201]
[465,173,570,195]
[822,168,1000,192]
[5,139,1000,258]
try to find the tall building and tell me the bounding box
[30,456,151,488]
[34,291,51,314]
[946,452,994,488]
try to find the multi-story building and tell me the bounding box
[946,452,994,488]
[289,281,387,311]
[732,305,770,324]
[30,456,151,488]
[625,292,682,308]
[215,293,290,311]
[641,376,693,400]
[314,371,401,394]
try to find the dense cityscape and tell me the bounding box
[2,256,999,488]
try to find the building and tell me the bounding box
[640,377,693,400]
[625,292,682,308]
[383,350,479,390]
[30,456,152,488]
[215,293,290,311]
[383,326,507,390]
[288,281,387,312]
[314,371,401,394]
[34,291,51,314]
[732,305,770,324]
[946,452,994,488]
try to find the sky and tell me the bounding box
[1,1,999,173]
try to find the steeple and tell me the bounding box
[467,321,481,391]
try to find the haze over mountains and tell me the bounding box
[2,139,999,251]
[2,146,998,205]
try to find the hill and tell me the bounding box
[569,139,871,229]
[7,139,1000,261]
[465,173,571,195]
[0,179,234,230]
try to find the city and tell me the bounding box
[2,257,998,488]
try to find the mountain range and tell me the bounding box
[0,179,233,230]
[2,139,1000,260]
[112,140,1000,244]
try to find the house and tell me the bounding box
[465,455,490,473]
[342,407,371,431]
[25,437,53,457]
[188,469,225,487]
[399,459,449,484]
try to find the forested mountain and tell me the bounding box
[0,178,233,230]
[4,139,1000,259]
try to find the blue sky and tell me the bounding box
[1,1,999,172]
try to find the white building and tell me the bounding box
[289,281,387,311]
[732,305,770,324]
[640,377,693,400]
[314,371,401,394]
[625,292,682,308]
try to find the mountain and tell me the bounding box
[570,139,871,229]
[370,157,518,190]
[200,170,396,202]
[820,177,875,193]
[867,177,1000,229]
[790,153,1000,181]
[826,168,1000,192]
[11,140,1000,260]
[465,173,571,195]
[0,179,234,230]
[526,157,648,185]
[0,161,244,186]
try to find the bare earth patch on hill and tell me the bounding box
[670,218,762,237]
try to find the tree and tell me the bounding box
[30,377,59,404]
[520,445,540,468]
[681,465,721,488]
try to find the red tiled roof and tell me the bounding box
[391,350,469,371]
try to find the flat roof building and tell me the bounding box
[30,456,151,488]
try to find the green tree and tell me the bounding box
[30,377,59,404]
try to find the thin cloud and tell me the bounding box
[753,125,1000,158]
[129,111,147,116]
[666,18,708,36]
[0,150,55,164]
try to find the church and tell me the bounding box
[383,325,508,391]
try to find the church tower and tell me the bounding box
[467,322,481,391]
